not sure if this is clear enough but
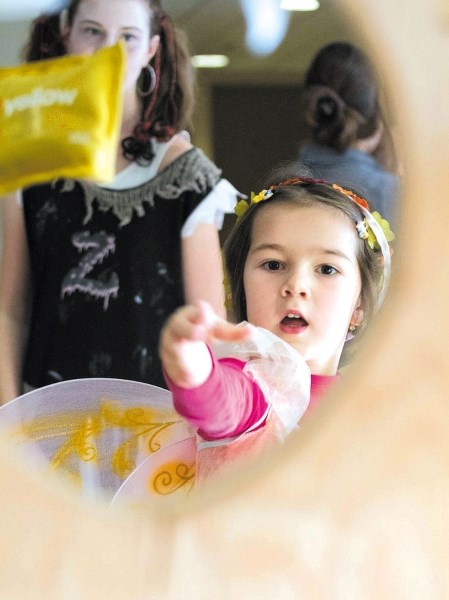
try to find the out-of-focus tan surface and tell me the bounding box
[1,0,449,597]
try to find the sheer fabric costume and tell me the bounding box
[20,137,239,390]
[0,328,337,506]
[167,328,337,486]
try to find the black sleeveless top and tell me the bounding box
[22,148,222,389]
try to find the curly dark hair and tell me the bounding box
[23,0,194,164]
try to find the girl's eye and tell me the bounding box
[122,33,137,42]
[84,27,102,36]
[318,264,338,275]
[263,260,283,271]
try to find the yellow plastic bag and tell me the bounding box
[0,42,125,195]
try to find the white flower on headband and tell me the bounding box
[356,220,369,240]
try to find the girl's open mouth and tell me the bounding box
[279,313,308,333]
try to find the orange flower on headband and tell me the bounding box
[235,177,374,223]
[332,184,370,210]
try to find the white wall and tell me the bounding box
[0,20,31,250]
[0,20,31,66]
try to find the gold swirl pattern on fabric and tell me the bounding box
[17,398,183,481]
[51,415,100,468]
[151,461,196,496]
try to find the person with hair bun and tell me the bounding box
[297,41,400,225]
[0,0,241,402]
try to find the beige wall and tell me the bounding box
[0,20,29,65]
[0,20,29,252]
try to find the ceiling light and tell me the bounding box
[191,55,229,69]
[280,0,320,11]
[241,0,290,56]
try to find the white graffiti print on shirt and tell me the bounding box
[61,231,119,310]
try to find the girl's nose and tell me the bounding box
[98,33,118,49]
[281,271,310,297]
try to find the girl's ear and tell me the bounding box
[60,9,70,50]
[147,34,160,63]
[350,300,364,328]
[346,301,364,342]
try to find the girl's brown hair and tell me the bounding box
[23,0,194,163]
[224,175,385,356]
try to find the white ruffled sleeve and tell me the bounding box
[213,327,311,439]
[181,178,246,238]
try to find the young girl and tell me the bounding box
[160,175,394,484]
[0,0,240,402]
[0,175,393,502]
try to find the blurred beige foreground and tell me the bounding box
[1,0,449,597]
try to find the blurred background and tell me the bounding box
[0,0,367,198]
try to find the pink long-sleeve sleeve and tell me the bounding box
[164,350,268,441]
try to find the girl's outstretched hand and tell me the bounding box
[159,301,253,389]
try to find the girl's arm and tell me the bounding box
[0,194,31,404]
[166,354,268,441]
[159,303,267,440]
[181,222,226,319]
[158,133,227,319]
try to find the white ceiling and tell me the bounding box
[164,0,352,84]
[0,0,355,82]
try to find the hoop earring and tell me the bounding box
[137,64,156,97]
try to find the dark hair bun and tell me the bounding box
[306,86,345,127]
[316,96,337,120]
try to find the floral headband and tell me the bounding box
[235,176,395,309]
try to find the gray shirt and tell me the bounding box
[298,143,399,226]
